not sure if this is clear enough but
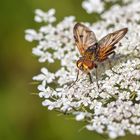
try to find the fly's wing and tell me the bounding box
[73,23,97,56]
[97,28,128,61]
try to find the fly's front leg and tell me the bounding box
[68,69,79,89]
[75,69,79,82]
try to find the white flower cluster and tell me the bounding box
[34,8,56,23]
[82,0,104,13]
[25,0,140,139]
[82,0,132,14]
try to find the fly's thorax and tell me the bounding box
[77,58,96,72]
[84,45,98,60]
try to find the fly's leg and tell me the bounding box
[88,68,100,90]
[75,69,79,82]
[107,51,119,74]
[90,64,100,89]
[108,59,118,74]
[95,65,100,89]
[112,50,116,59]
[87,72,93,84]
[68,69,79,89]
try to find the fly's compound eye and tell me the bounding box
[77,60,83,70]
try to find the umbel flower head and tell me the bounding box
[25,0,140,139]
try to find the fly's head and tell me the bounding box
[77,57,97,72]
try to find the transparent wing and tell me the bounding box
[97,28,128,61]
[98,28,128,48]
[73,23,97,56]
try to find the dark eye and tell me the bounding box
[80,35,83,38]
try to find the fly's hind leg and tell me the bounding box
[107,51,119,74]
[110,50,116,59]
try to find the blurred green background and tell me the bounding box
[0,0,139,140]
